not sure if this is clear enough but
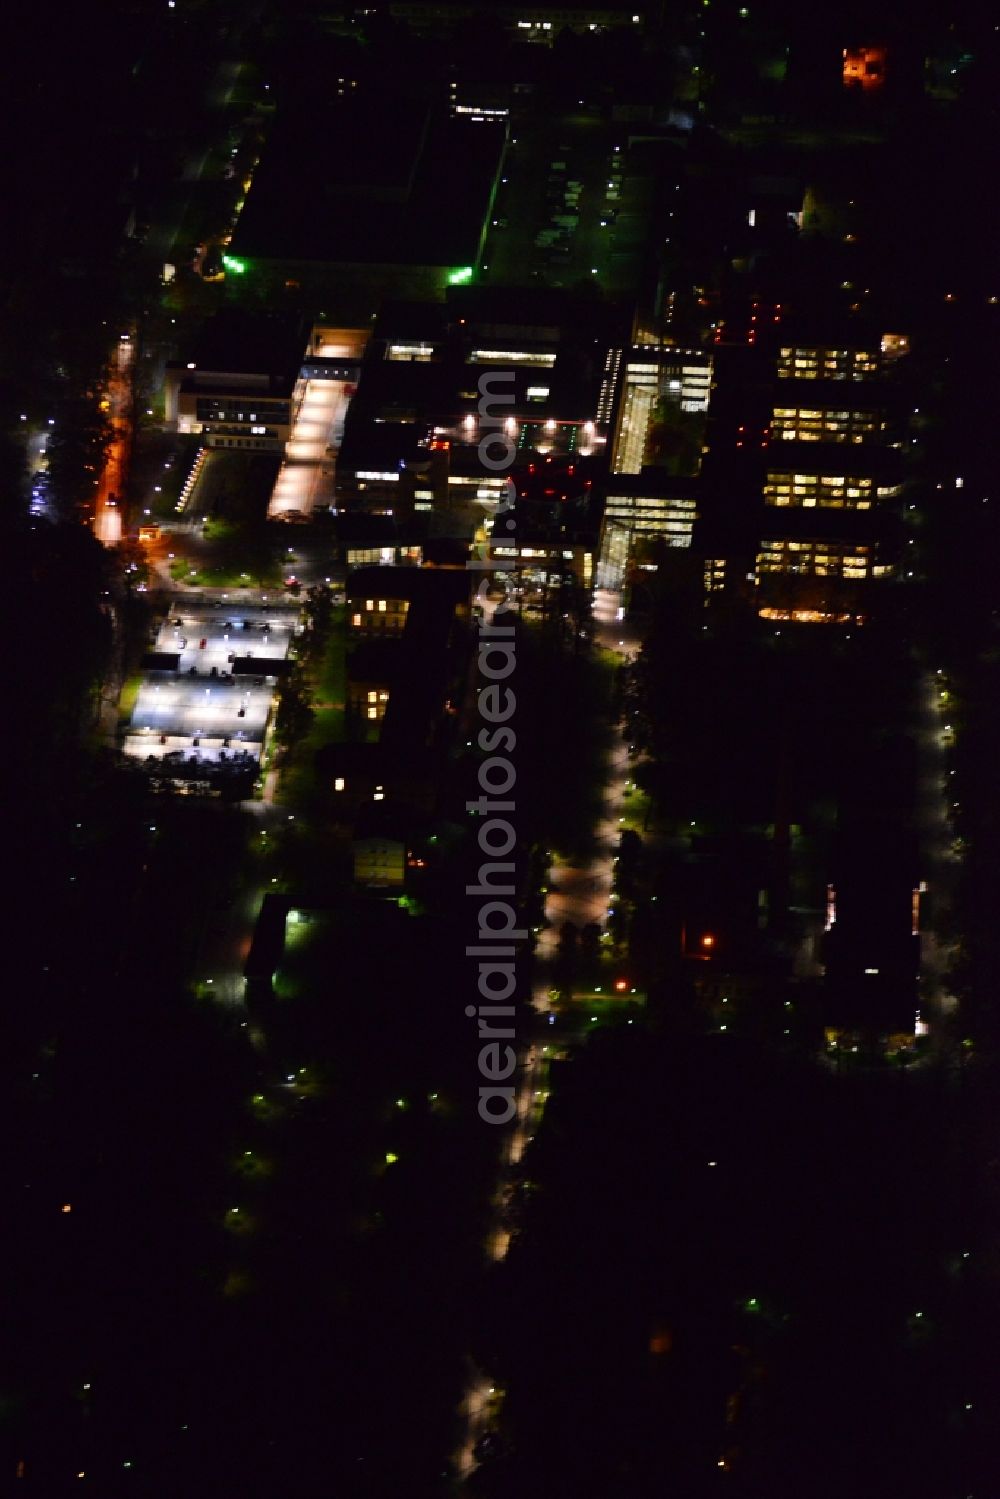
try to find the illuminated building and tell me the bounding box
[757,333,905,612]
[336,290,617,515]
[777,345,880,381]
[598,482,698,587]
[697,325,908,622]
[591,344,710,585]
[165,310,308,453]
[763,464,900,510]
[489,539,594,588]
[389,0,646,39]
[756,538,880,580]
[348,593,410,637]
[334,566,474,835]
[610,347,713,476]
[842,45,887,91]
[771,406,884,444]
[348,658,393,728]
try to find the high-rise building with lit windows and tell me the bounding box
[696,325,909,622]
[776,345,880,381]
[771,405,883,444]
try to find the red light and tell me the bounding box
[614,978,628,992]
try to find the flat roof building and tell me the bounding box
[334,290,621,517]
[165,309,308,454]
[229,100,506,316]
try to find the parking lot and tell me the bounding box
[481,112,649,296]
[124,602,298,770]
[155,606,297,675]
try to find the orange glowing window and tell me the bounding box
[843,45,886,89]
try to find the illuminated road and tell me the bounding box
[93,335,134,545]
[269,378,349,520]
[532,590,639,971]
[917,668,961,1033]
[455,587,637,1487]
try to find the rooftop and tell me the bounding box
[232,100,505,269]
[188,309,308,382]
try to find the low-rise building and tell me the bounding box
[228,99,506,315]
[165,310,308,454]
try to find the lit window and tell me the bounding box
[334,777,346,791]
[352,614,362,627]
[366,599,374,611]
[378,600,387,612]
[367,691,378,703]
[368,707,378,720]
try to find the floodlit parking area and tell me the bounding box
[131,678,273,742]
[124,603,298,770]
[155,608,296,674]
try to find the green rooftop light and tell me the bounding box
[448,266,473,285]
[223,254,248,275]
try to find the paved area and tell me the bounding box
[129,677,272,742]
[125,601,298,767]
[155,606,296,674]
[480,113,648,296]
[456,587,638,1485]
